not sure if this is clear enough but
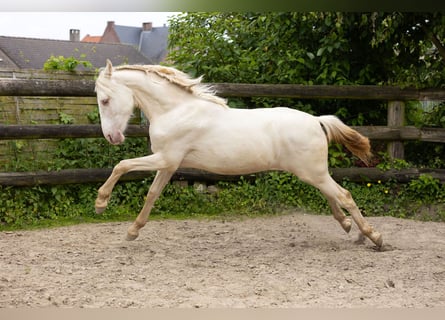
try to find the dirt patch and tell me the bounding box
[1,212,444,307]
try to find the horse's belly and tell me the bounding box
[180,140,279,175]
[180,157,274,175]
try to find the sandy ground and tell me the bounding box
[0,212,444,308]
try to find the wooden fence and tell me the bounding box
[1,73,445,186]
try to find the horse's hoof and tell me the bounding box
[370,231,383,248]
[95,194,109,214]
[126,232,139,241]
[95,206,106,214]
[342,219,352,233]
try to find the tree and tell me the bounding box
[167,12,445,88]
[369,12,445,87]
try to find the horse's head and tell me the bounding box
[95,59,135,145]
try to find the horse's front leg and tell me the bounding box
[95,153,169,213]
[127,169,173,240]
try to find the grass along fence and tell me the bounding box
[1,72,445,186]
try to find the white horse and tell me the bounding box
[95,59,383,247]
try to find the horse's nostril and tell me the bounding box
[106,132,124,145]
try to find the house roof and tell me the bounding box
[0,35,153,70]
[111,23,169,64]
[138,27,169,64]
[81,35,102,43]
[114,25,142,46]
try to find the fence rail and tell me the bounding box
[0,124,149,139]
[2,79,445,100]
[1,124,444,143]
[1,167,444,186]
[1,75,444,186]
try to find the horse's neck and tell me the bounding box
[116,69,218,121]
[114,71,173,120]
[132,80,196,121]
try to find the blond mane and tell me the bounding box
[114,64,228,108]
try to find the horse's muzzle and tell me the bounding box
[106,131,125,145]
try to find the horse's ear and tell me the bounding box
[105,59,113,77]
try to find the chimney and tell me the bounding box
[142,22,153,31]
[70,29,80,42]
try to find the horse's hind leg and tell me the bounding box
[294,169,352,234]
[296,168,382,247]
[327,198,352,233]
[317,176,383,247]
[127,169,173,241]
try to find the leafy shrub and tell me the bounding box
[1,170,444,230]
[43,55,93,72]
[407,174,443,202]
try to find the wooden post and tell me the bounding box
[387,100,405,160]
[140,110,152,153]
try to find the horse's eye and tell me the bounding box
[101,98,110,106]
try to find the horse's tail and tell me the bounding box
[318,115,372,166]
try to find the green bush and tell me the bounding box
[43,55,93,72]
[1,171,443,230]
[407,174,443,202]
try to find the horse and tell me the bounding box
[94,59,383,248]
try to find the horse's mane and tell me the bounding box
[114,64,228,108]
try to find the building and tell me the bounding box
[82,21,169,64]
[0,20,169,70]
[0,33,153,70]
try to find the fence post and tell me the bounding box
[140,110,152,153]
[387,100,405,160]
